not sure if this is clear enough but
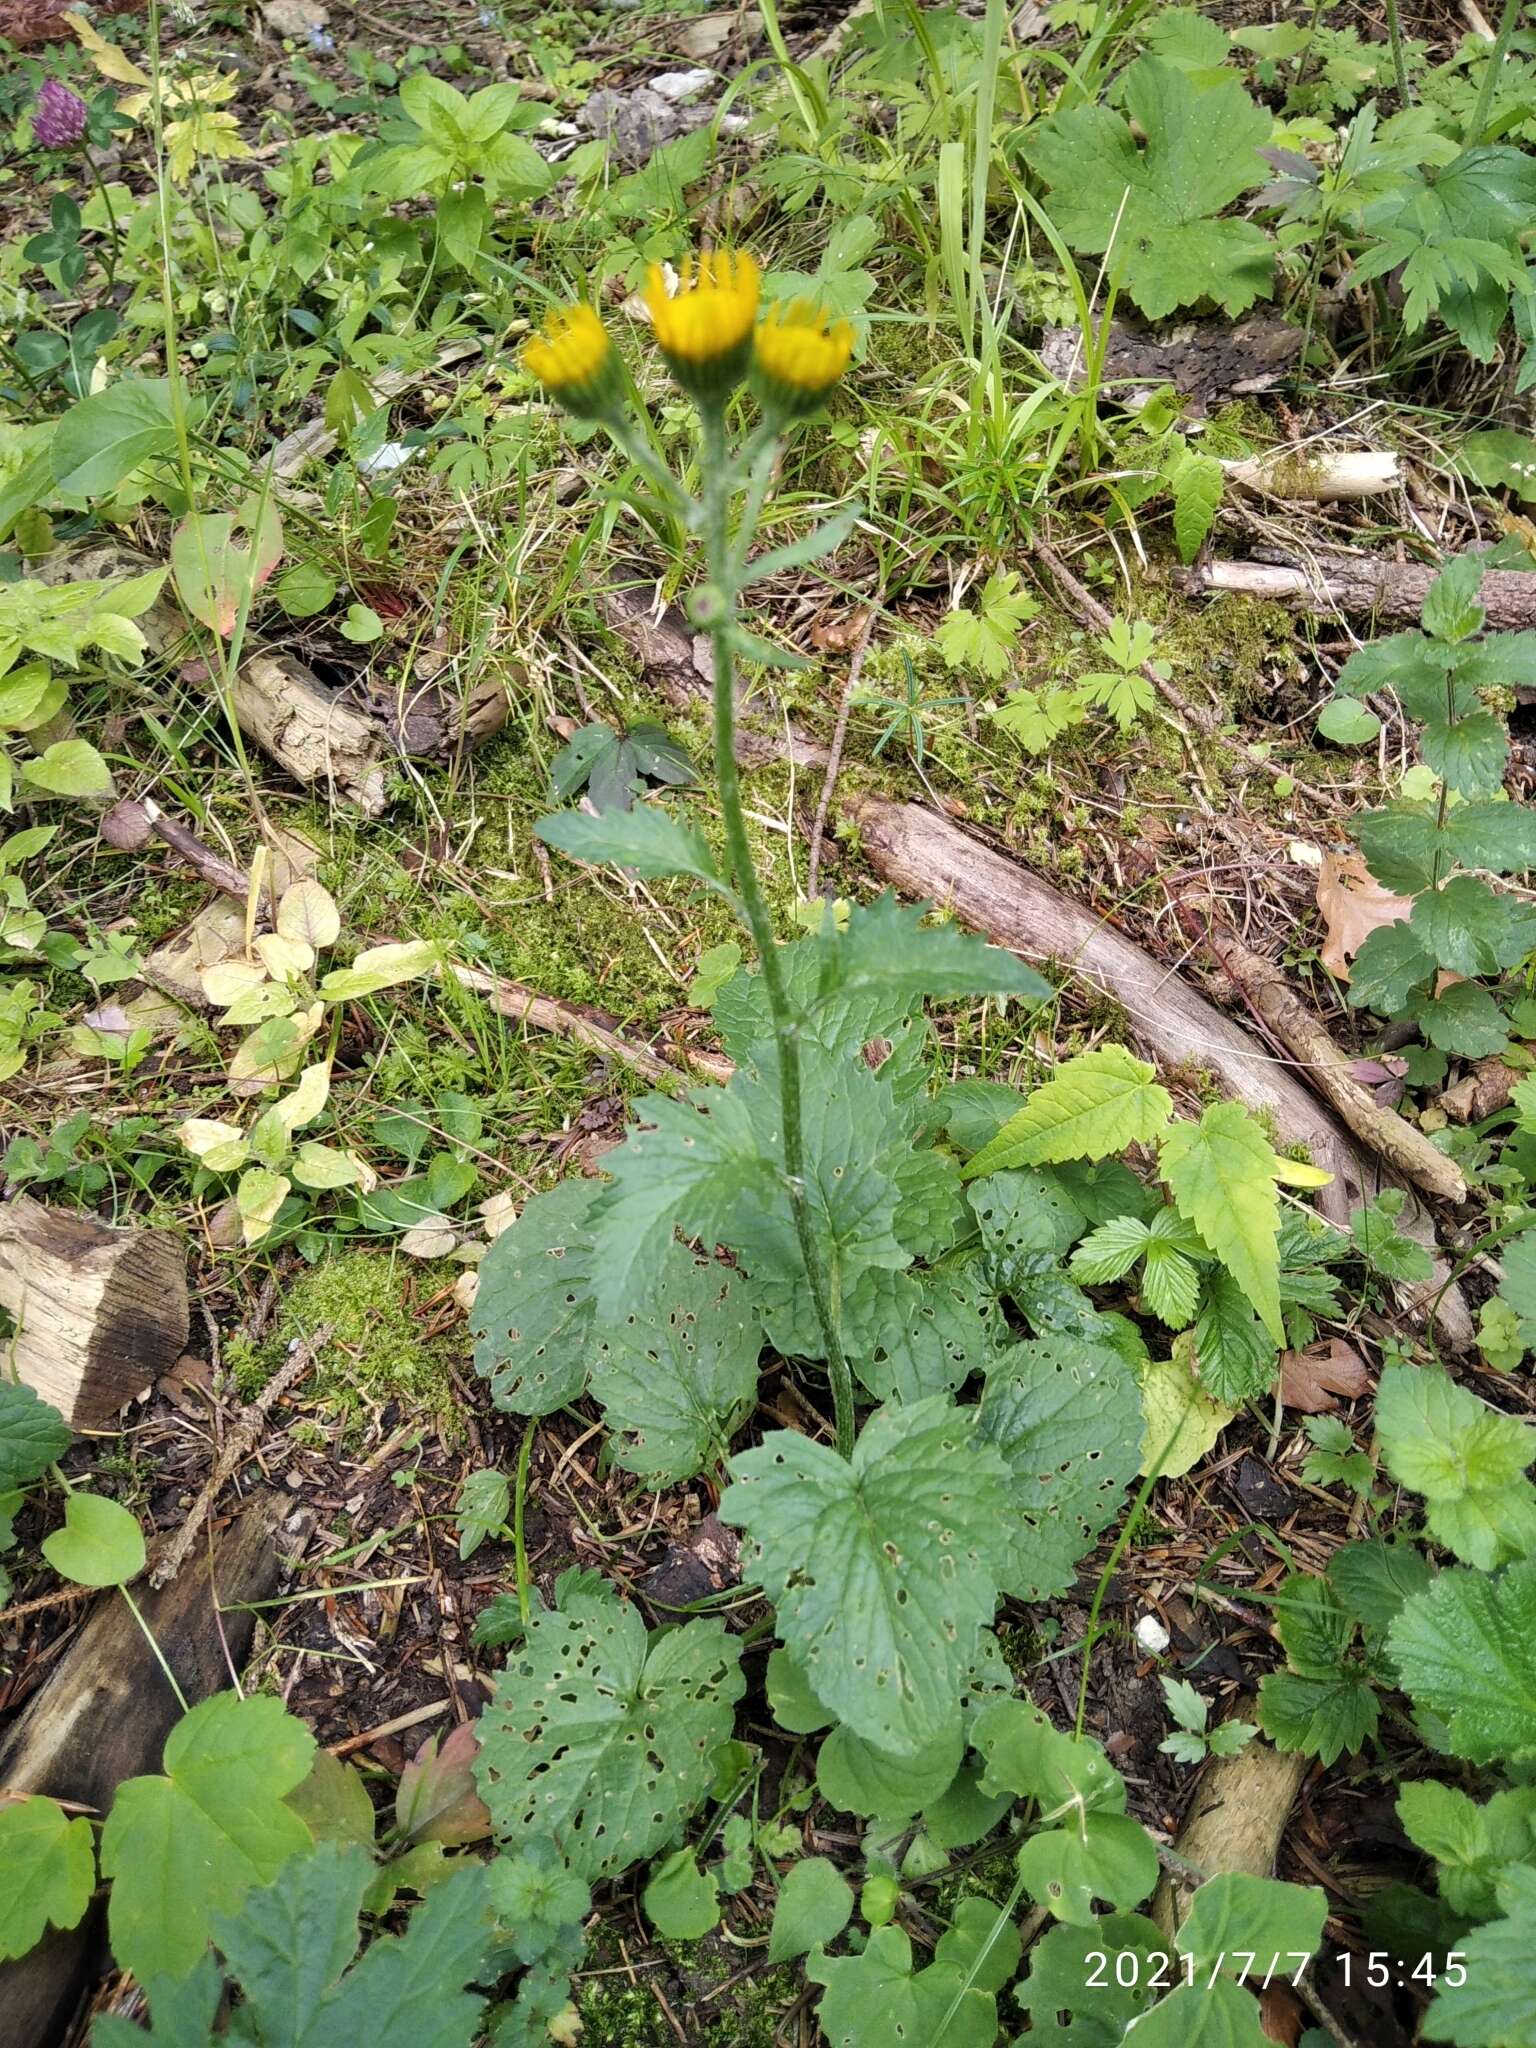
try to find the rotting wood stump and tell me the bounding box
[0,1196,189,1429]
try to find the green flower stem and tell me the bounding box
[1470,0,1521,142]
[699,400,857,1461]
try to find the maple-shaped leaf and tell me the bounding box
[963,1046,1173,1179]
[0,1797,95,1962]
[1160,1101,1283,1344]
[721,1397,1016,1756]
[808,892,1049,1009]
[474,1580,744,1880]
[100,1692,317,1983]
[995,684,1089,754]
[1021,58,1275,318]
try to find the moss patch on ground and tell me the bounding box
[226,1249,461,1430]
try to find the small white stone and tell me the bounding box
[1134,1613,1170,1655]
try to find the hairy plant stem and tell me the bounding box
[699,401,857,1461]
[1384,0,1411,102]
[1470,0,1521,142]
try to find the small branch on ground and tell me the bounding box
[102,795,252,901]
[149,1323,330,1589]
[451,962,734,1086]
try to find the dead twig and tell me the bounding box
[149,1323,330,1589]
[102,796,253,900]
[807,599,880,897]
[451,962,733,1086]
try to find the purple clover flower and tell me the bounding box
[32,80,88,151]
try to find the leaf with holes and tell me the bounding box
[720,1397,1015,1756]
[471,1179,600,1414]
[170,499,284,636]
[473,1579,744,1880]
[978,1334,1142,1601]
[587,1247,760,1483]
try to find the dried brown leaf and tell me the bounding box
[1279,1336,1369,1413]
[1316,850,1413,982]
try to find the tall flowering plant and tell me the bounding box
[522,254,866,1451]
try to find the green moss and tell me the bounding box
[232,1251,461,1430]
[575,1923,799,2046]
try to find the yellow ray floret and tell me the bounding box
[522,303,617,414]
[755,300,854,400]
[644,250,760,391]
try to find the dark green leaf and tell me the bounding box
[535,804,724,890]
[0,1381,70,1491]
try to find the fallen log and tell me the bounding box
[1150,1700,1308,1937]
[1222,449,1400,505]
[0,1197,188,1429]
[1180,549,1536,630]
[0,1491,293,2046]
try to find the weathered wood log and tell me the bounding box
[0,1197,188,1428]
[0,1491,292,2046]
[1181,549,1536,630]
[1150,1700,1308,1936]
[228,651,390,815]
[1222,449,1400,504]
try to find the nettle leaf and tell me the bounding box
[964,1046,1173,1179]
[1389,1560,1536,1765]
[1172,448,1224,562]
[473,1581,744,1880]
[809,891,1049,1009]
[587,1247,760,1483]
[1258,1669,1379,1766]
[0,1796,96,1960]
[1020,57,1274,319]
[978,1333,1143,1600]
[1422,711,1509,797]
[101,1692,317,1982]
[1410,876,1536,977]
[209,1842,493,2048]
[1159,1101,1283,1344]
[472,1179,599,1414]
[535,803,725,893]
[0,1379,71,1490]
[1347,921,1435,1014]
[1192,1267,1277,1404]
[1409,982,1509,1059]
[1425,1863,1536,2048]
[1376,1362,1536,1570]
[720,1397,1015,1756]
[93,1960,225,2048]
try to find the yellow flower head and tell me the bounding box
[522,303,621,418]
[753,299,854,418]
[644,250,760,397]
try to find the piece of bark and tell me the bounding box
[1195,917,1467,1205]
[1439,1054,1520,1123]
[0,1491,293,2046]
[1223,450,1400,504]
[229,652,390,815]
[1181,550,1536,630]
[1151,1700,1309,1938]
[0,1197,188,1428]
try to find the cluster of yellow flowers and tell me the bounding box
[522,249,854,421]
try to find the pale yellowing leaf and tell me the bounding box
[62,10,152,85]
[963,1045,1173,1179]
[254,932,314,980]
[1272,1157,1333,1188]
[319,939,439,1002]
[276,878,340,950]
[272,1060,331,1137]
[228,1003,323,1087]
[200,957,268,1007]
[219,982,299,1029]
[291,1140,366,1190]
[235,1167,290,1244]
[178,1118,248,1172]
[399,1225,459,1258]
[1140,1336,1236,1477]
